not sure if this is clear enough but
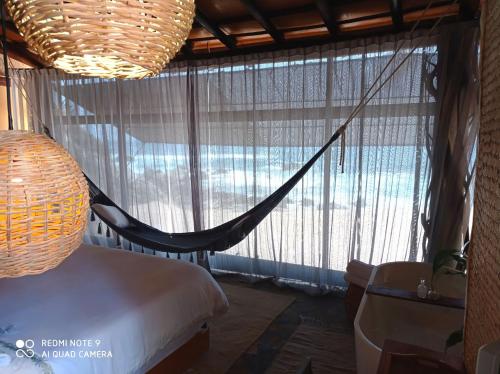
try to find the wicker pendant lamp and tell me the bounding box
[0,5,89,278]
[5,0,196,79]
[0,131,90,278]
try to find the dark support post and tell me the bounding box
[389,0,403,31]
[1,0,13,130]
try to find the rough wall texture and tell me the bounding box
[464,0,500,372]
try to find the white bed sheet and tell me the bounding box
[0,245,228,374]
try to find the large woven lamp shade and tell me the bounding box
[0,131,89,278]
[5,0,196,79]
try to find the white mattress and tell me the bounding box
[0,245,228,374]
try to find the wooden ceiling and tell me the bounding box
[184,0,479,58]
[0,0,480,68]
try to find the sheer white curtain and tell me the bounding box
[13,66,199,261]
[12,29,469,287]
[190,36,437,285]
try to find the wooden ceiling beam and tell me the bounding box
[205,4,317,26]
[211,1,358,26]
[195,9,236,49]
[314,0,337,36]
[389,0,403,31]
[239,0,284,43]
[181,14,470,61]
[180,22,422,61]
[189,9,392,43]
[187,1,460,43]
[3,42,44,68]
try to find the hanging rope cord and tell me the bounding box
[332,0,445,169]
[1,0,452,254]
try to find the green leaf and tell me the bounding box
[446,328,464,351]
[433,249,461,275]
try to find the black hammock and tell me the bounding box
[88,128,344,254]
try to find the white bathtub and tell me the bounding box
[354,261,465,374]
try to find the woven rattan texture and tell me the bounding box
[6,0,195,78]
[464,0,500,371]
[0,131,89,277]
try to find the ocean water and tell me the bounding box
[72,123,428,208]
[124,143,428,205]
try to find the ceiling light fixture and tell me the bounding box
[6,0,196,79]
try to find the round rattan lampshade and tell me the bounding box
[5,0,196,79]
[0,131,89,278]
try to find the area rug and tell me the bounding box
[266,324,356,374]
[186,282,295,374]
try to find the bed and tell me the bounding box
[0,244,228,374]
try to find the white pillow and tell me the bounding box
[92,204,129,228]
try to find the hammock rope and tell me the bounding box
[13,0,450,254]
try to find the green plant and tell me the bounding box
[446,328,464,351]
[432,249,468,351]
[432,249,467,287]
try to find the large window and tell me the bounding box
[15,36,449,286]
